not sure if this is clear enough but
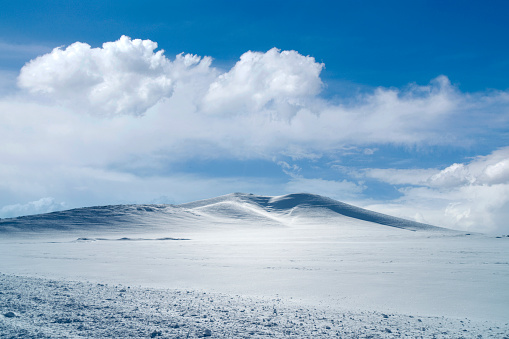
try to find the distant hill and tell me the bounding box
[0,193,455,235]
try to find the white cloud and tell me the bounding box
[15,37,509,155]
[427,163,474,187]
[203,48,323,117]
[365,148,509,189]
[363,147,509,234]
[147,74,471,160]
[0,197,66,219]
[426,148,509,187]
[17,36,212,116]
[3,36,509,233]
[0,41,52,61]
[363,168,439,185]
[277,161,301,177]
[0,70,18,96]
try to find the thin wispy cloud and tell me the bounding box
[0,41,52,61]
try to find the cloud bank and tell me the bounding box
[363,147,509,233]
[2,36,509,233]
[15,36,509,152]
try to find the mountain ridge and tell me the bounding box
[0,192,456,234]
[180,193,451,232]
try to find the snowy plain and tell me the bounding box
[1,193,508,338]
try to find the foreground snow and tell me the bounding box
[1,193,509,337]
[2,273,507,338]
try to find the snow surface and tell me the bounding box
[2,274,507,338]
[1,193,508,337]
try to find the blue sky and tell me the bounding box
[2,0,509,92]
[1,1,509,233]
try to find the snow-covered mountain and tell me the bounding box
[180,193,450,231]
[0,193,454,235]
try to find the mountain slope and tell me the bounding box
[0,204,202,235]
[178,192,451,232]
[0,193,455,235]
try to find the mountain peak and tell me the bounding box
[179,193,451,232]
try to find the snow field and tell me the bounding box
[2,273,507,338]
[1,193,509,338]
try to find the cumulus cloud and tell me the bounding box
[365,148,509,189]
[427,163,474,187]
[17,36,212,115]
[363,147,509,234]
[4,36,509,233]
[16,36,508,152]
[426,148,509,187]
[203,48,323,117]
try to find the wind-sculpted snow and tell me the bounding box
[187,200,285,226]
[0,193,454,236]
[266,193,448,232]
[179,193,454,232]
[1,274,507,338]
[0,204,203,236]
